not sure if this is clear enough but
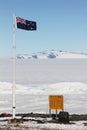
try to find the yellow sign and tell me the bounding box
[49,95,63,110]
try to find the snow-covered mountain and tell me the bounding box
[17,50,87,59]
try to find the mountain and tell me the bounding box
[17,50,87,59]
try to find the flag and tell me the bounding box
[16,17,37,31]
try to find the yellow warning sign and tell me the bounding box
[49,95,63,110]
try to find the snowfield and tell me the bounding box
[0,81,87,114]
[0,58,87,129]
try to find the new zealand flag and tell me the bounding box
[16,17,37,31]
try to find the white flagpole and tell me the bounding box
[12,13,16,119]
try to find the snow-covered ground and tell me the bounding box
[0,58,87,129]
[0,58,87,114]
[0,81,87,114]
[0,119,87,130]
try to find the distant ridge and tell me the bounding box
[17,50,87,59]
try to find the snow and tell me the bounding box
[0,116,87,130]
[17,50,87,59]
[0,81,87,114]
[0,82,87,95]
[0,59,87,114]
[0,120,87,130]
[0,58,87,129]
[19,122,87,130]
[58,51,87,59]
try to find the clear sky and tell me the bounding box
[0,0,87,57]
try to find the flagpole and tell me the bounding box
[12,13,16,119]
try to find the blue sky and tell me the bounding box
[0,0,87,57]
